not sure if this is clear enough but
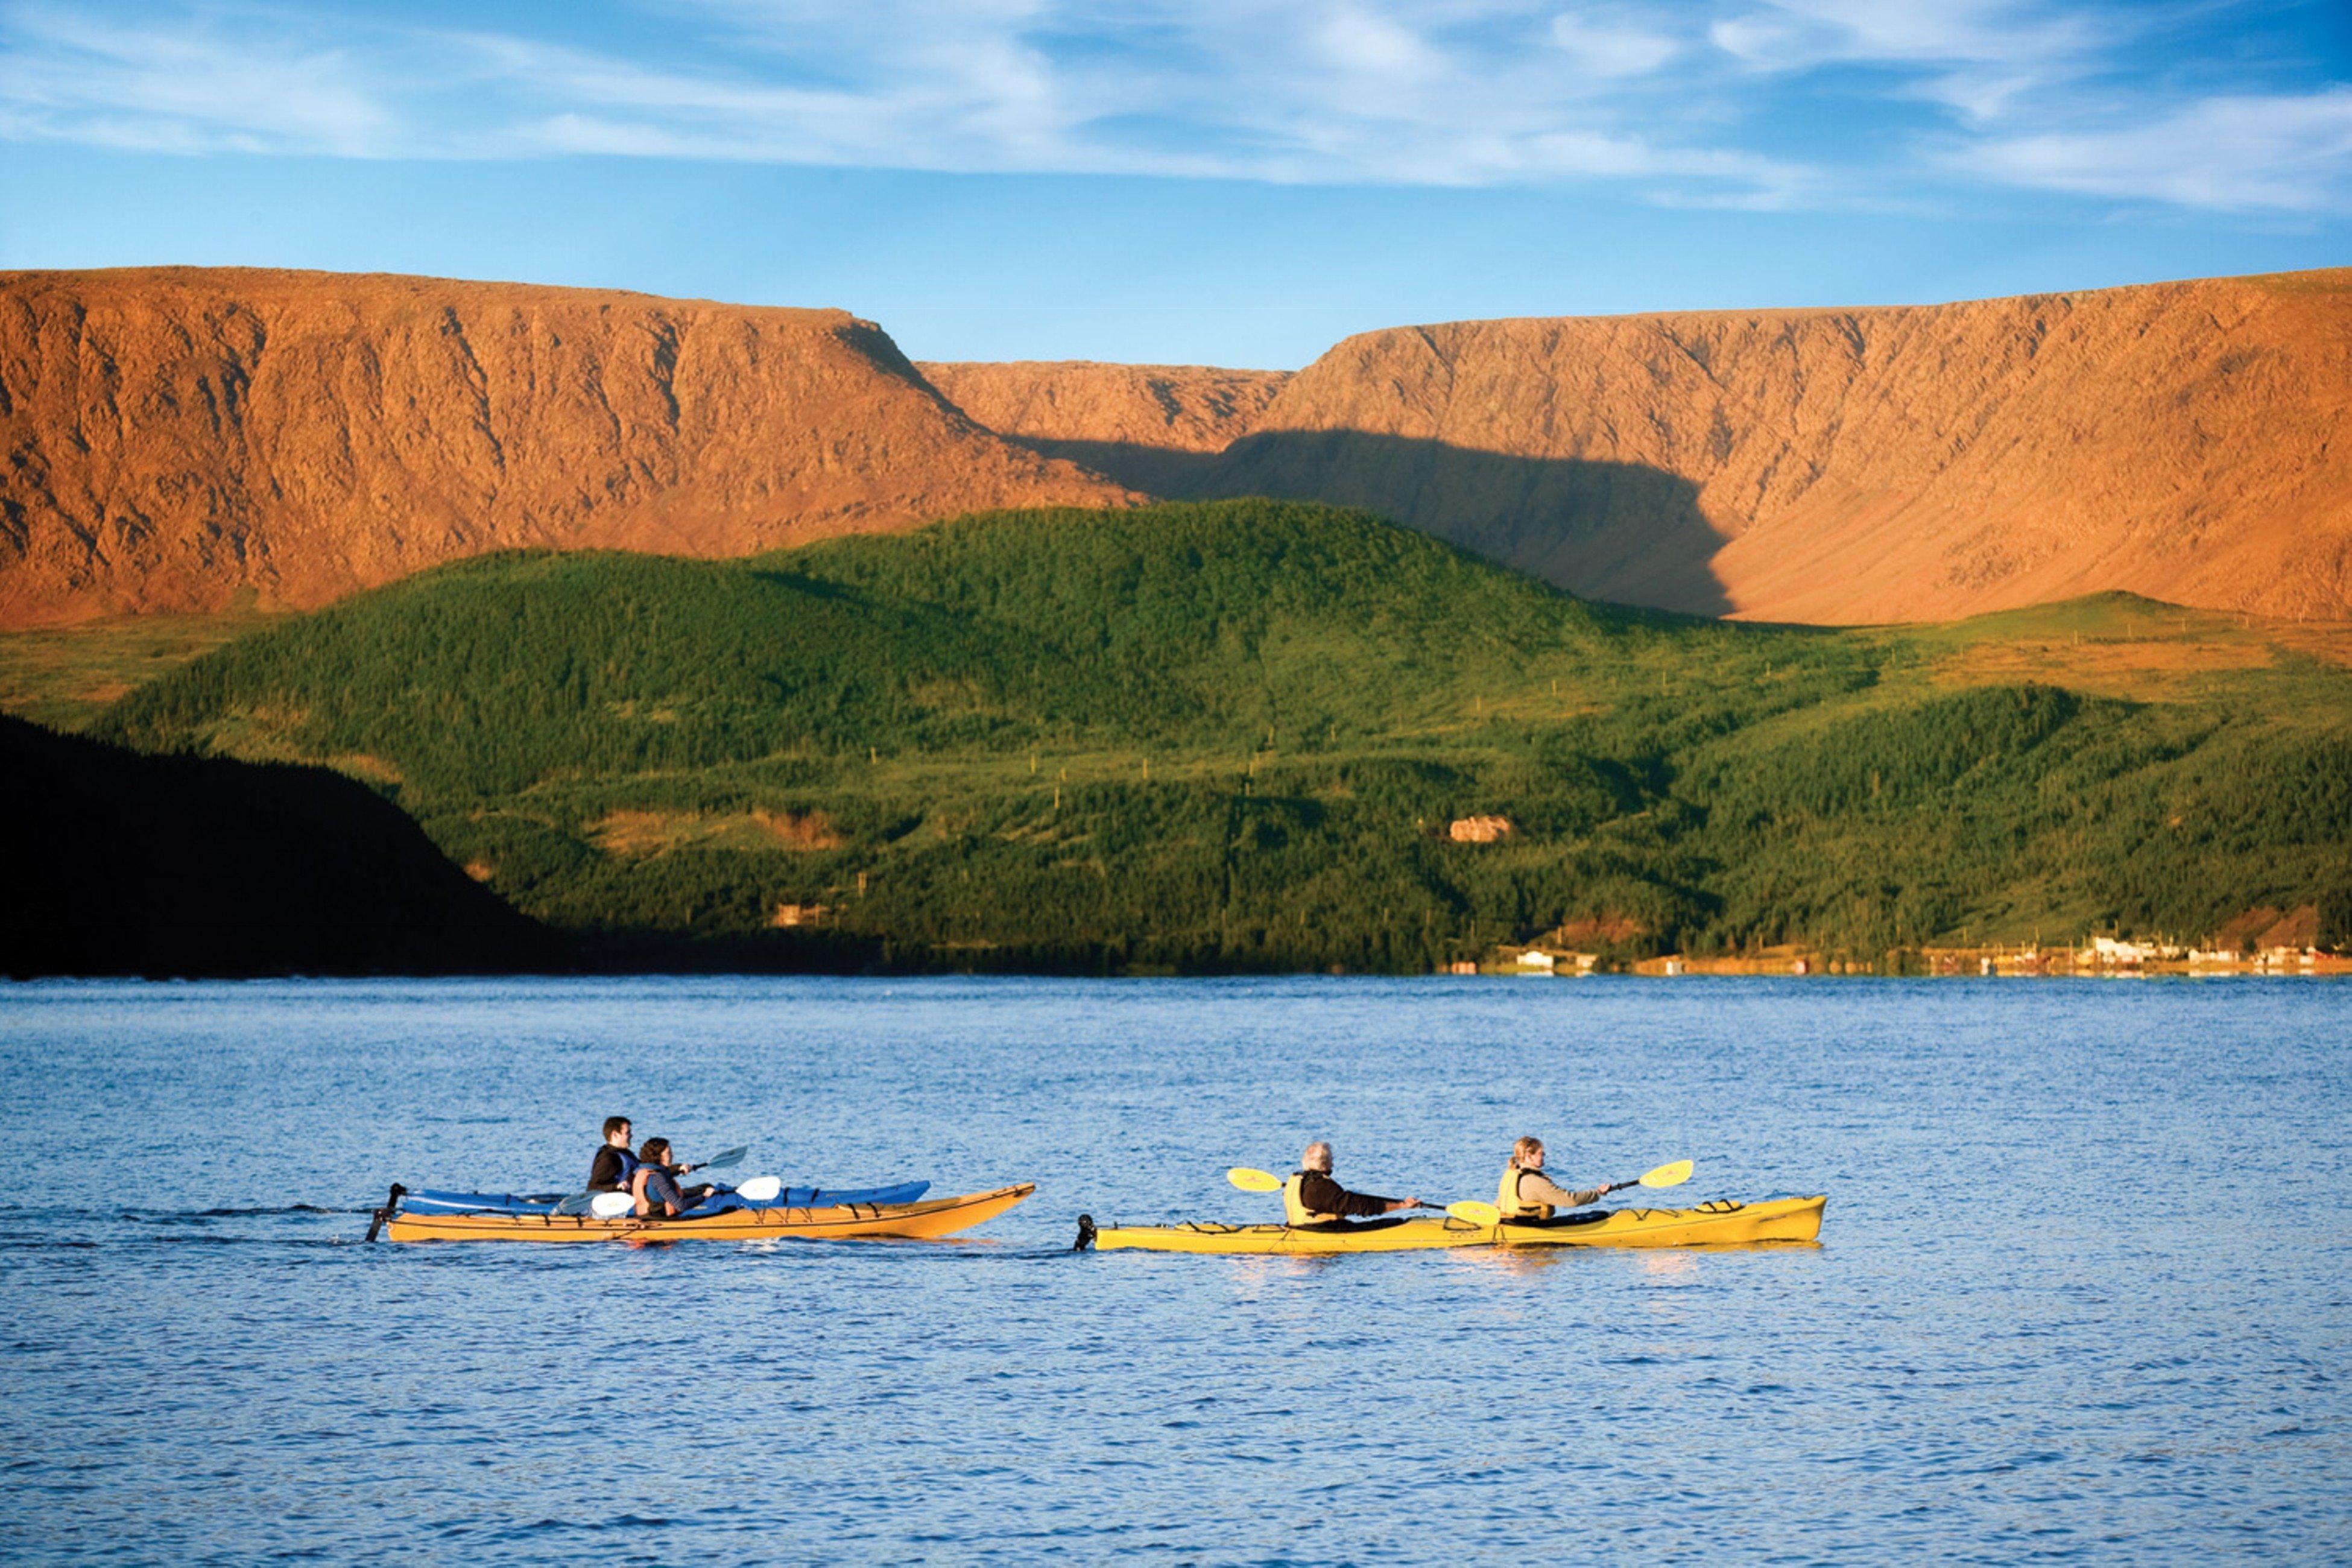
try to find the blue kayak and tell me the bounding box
[399,1181,931,1216]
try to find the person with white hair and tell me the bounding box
[1281,1141,1423,1227]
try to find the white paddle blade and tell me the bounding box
[736,1175,783,1202]
[1447,1200,1503,1225]
[1227,1167,1282,1193]
[1640,1159,1694,1189]
[703,1146,748,1171]
[588,1192,636,1219]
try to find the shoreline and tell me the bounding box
[1485,945,2350,979]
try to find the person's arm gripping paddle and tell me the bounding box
[1455,1157,1696,1226]
[1296,1169,1421,1216]
[1515,1169,1612,1210]
[1232,1162,1423,1219]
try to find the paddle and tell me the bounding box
[682,1145,747,1175]
[1630,1158,1694,1190]
[735,1175,782,1203]
[1448,1158,1695,1226]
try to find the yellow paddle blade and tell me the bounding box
[1227,1166,1282,1193]
[1640,1159,1694,1189]
[1447,1200,1502,1225]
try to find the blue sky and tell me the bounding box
[2,1,2347,366]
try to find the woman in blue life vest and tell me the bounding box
[628,1137,718,1217]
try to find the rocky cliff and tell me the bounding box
[11,267,2348,628]
[933,272,2352,623]
[0,268,1136,626]
[917,359,1288,497]
[1191,271,2352,621]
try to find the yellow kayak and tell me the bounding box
[1077,1195,1826,1254]
[382,1184,1034,1244]
[1493,1195,1826,1247]
[1083,1214,1485,1254]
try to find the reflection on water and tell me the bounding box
[1636,1249,1707,1279]
[3,975,2347,1563]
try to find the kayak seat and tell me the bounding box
[1502,1209,1610,1229]
[1289,1216,1411,1234]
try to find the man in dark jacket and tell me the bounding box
[587,1115,637,1192]
[1282,1141,1423,1225]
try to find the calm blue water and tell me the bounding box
[2,976,2345,1564]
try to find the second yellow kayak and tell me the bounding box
[1078,1195,1826,1254]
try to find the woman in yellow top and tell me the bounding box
[1497,1135,1620,1220]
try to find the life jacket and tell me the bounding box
[589,1144,640,1193]
[637,1164,684,1213]
[1497,1164,1552,1221]
[1283,1171,1342,1227]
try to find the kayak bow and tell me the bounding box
[1490,1194,1826,1247]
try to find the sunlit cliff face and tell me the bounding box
[0,268,1137,628]
[928,270,2352,625]
[8,267,2351,631]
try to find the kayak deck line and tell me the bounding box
[394,1180,932,1218]
[1074,1195,1827,1254]
[377,1184,1035,1244]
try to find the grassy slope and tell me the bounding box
[0,610,278,732]
[63,501,2352,969]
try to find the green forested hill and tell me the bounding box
[93,501,2352,970]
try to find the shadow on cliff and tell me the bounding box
[1013,431,1734,617]
[1,716,564,978]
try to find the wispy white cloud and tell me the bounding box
[0,0,1815,202]
[1708,0,2352,210]
[1711,0,2117,123]
[1549,11,1684,81]
[1959,87,2352,212]
[0,3,400,155]
[1,0,2346,215]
